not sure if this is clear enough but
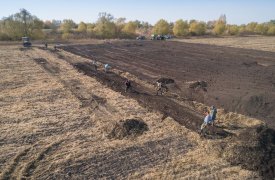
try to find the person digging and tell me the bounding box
[156,81,168,95]
[210,105,217,126]
[200,109,212,134]
[92,60,98,71]
[104,64,110,73]
[125,79,132,93]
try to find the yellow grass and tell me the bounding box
[174,36,275,52]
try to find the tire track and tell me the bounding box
[0,148,31,180]
[32,56,106,110]
[20,141,63,179]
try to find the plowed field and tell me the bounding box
[60,40,275,129]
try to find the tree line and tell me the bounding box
[1,9,275,40]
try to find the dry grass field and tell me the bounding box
[175,36,275,52]
[0,42,274,179]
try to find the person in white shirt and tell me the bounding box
[104,64,110,73]
[200,109,212,133]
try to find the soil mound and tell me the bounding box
[188,81,207,89]
[108,119,148,139]
[221,126,275,179]
[157,78,175,85]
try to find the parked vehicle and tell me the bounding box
[151,34,167,40]
[22,37,32,47]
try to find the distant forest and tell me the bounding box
[1,9,275,40]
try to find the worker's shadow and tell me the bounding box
[200,126,232,139]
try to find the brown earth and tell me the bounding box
[59,40,275,129]
[1,43,275,179]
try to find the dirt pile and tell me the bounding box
[108,119,148,139]
[188,81,207,91]
[157,78,175,85]
[220,125,275,179]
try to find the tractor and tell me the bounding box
[22,37,32,47]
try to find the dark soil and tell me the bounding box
[108,119,148,139]
[221,126,275,179]
[60,41,275,129]
[157,78,175,84]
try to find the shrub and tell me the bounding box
[153,19,169,35]
[245,22,258,33]
[227,25,239,35]
[189,21,206,35]
[94,12,117,39]
[267,25,275,35]
[61,19,76,33]
[173,19,189,36]
[255,24,268,35]
[122,21,137,35]
[213,21,226,35]
[77,22,87,33]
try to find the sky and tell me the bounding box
[0,0,274,25]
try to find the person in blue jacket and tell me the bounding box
[210,105,217,126]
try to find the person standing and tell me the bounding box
[92,60,98,71]
[125,79,132,92]
[200,109,212,133]
[210,106,217,126]
[104,64,110,73]
[156,81,163,95]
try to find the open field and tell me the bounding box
[60,40,275,129]
[175,36,275,52]
[1,42,275,179]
